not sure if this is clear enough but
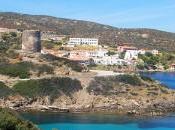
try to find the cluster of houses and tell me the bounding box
[117,44,159,61]
[0,27,174,71]
[67,38,99,47]
[41,31,66,42]
[0,26,174,71]
[42,37,159,67]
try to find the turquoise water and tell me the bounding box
[21,112,175,130]
[22,72,175,130]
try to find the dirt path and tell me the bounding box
[0,72,96,88]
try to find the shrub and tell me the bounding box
[0,82,14,98]
[13,77,82,100]
[0,109,38,130]
[0,62,31,79]
[41,54,83,72]
[37,64,54,76]
[0,32,21,53]
[6,49,19,59]
[87,75,143,95]
[140,75,154,82]
[117,74,143,86]
[0,61,54,78]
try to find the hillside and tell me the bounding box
[0,12,175,51]
[0,108,38,130]
[1,74,175,116]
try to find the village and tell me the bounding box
[1,27,175,73]
[41,32,175,72]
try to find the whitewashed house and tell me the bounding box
[93,56,127,65]
[68,38,98,46]
[88,49,108,58]
[124,50,139,61]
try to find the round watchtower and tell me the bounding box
[22,30,41,53]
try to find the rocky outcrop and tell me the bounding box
[1,75,175,116]
[1,91,175,117]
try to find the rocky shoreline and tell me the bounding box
[1,73,175,117]
[1,93,175,117]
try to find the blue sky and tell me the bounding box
[0,0,175,32]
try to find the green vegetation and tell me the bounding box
[138,52,160,66]
[13,77,82,100]
[0,109,38,130]
[1,12,175,51]
[36,64,54,76]
[41,54,83,72]
[42,40,62,49]
[117,75,143,86]
[107,50,116,56]
[0,32,21,53]
[0,82,14,98]
[140,75,154,82]
[87,74,143,95]
[0,62,31,79]
[0,62,54,79]
[138,52,175,70]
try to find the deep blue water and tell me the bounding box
[21,72,175,130]
[142,72,175,89]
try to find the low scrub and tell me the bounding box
[13,77,82,100]
[0,109,38,130]
[0,62,54,79]
[41,54,83,72]
[0,82,14,98]
[87,75,143,95]
[0,62,31,79]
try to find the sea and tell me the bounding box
[21,72,175,130]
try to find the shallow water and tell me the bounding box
[21,112,175,130]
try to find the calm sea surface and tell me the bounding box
[21,72,175,130]
[142,72,175,89]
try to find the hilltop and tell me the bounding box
[0,12,175,51]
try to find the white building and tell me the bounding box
[68,38,98,46]
[124,50,139,61]
[93,56,127,66]
[88,49,108,58]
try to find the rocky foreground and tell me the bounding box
[1,74,175,117]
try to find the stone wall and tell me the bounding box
[22,30,41,53]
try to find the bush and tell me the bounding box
[0,82,14,98]
[117,74,143,86]
[0,62,31,79]
[87,75,143,95]
[36,64,54,76]
[13,77,82,100]
[0,109,38,130]
[140,75,154,82]
[41,54,83,72]
[0,62,32,79]
[0,32,21,53]
[0,61,55,78]
[6,49,19,59]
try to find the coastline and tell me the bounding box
[10,101,175,118]
[1,71,175,118]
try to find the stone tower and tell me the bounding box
[22,30,41,53]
